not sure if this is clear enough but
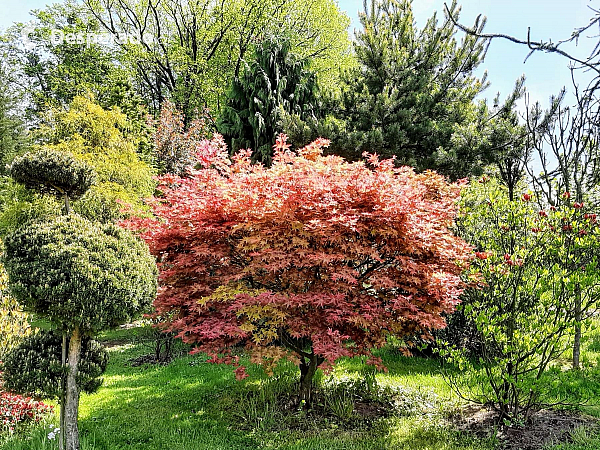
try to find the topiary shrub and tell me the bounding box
[9,148,96,202]
[1,330,108,399]
[3,122,158,450]
[3,215,158,333]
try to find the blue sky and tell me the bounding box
[1,0,596,110]
[337,0,597,110]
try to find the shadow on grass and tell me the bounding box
[2,336,484,450]
[74,346,262,450]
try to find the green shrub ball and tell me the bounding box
[1,330,108,399]
[9,148,96,200]
[2,214,158,333]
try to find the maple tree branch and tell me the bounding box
[279,330,312,360]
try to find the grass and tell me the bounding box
[2,323,600,450]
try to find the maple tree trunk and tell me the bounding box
[299,353,323,406]
[65,326,82,450]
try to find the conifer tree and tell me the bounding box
[219,35,320,164]
[335,0,488,179]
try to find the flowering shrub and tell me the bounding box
[443,176,600,423]
[0,390,53,434]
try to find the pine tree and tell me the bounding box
[335,0,488,179]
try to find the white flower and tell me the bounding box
[47,427,60,440]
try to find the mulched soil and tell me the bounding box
[451,404,599,449]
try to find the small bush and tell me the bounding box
[1,330,108,399]
[0,391,53,435]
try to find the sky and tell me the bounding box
[0,0,597,111]
[337,0,598,111]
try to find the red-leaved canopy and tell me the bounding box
[124,134,472,399]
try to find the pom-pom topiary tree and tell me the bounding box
[9,148,96,213]
[3,148,157,450]
[2,330,108,400]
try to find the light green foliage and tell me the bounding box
[2,1,148,132]
[40,95,155,222]
[85,0,352,117]
[0,64,27,174]
[1,330,108,399]
[0,178,61,238]
[0,268,30,360]
[2,214,157,333]
[443,177,600,422]
[331,0,488,179]
[9,148,96,202]
[218,35,320,163]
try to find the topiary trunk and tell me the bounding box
[65,326,82,450]
[59,333,67,450]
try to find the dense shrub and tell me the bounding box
[1,330,108,399]
[9,149,96,202]
[3,215,157,333]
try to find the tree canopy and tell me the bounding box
[124,134,472,401]
[333,0,488,179]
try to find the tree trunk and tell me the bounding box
[299,353,322,406]
[59,333,67,450]
[65,327,82,450]
[573,284,582,369]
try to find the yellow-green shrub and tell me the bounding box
[0,268,30,360]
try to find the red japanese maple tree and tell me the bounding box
[124,134,472,401]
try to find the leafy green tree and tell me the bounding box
[0,64,27,174]
[85,0,352,117]
[331,0,488,179]
[39,95,155,222]
[218,35,320,163]
[2,1,147,126]
[3,149,157,450]
[443,177,600,423]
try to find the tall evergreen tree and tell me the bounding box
[218,35,320,164]
[335,0,488,179]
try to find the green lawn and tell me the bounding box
[2,323,600,450]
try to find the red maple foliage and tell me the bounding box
[123,134,472,400]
